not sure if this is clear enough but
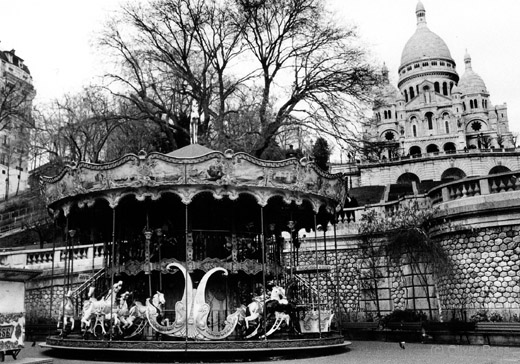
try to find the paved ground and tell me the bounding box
[15,341,520,364]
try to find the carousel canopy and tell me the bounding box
[40,146,346,213]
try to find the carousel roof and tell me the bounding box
[40,149,346,213]
[166,144,215,158]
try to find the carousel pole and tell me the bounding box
[323,225,328,310]
[260,206,267,343]
[313,214,322,337]
[185,203,189,350]
[109,207,116,341]
[61,215,69,331]
[49,220,56,319]
[145,208,152,299]
[156,228,163,292]
[68,229,76,295]
[333,210,342,333]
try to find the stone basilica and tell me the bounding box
[364,1,513,166]
[337,1,520,187]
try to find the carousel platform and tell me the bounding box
[40,334,348,359]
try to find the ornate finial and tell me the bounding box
[464,49,472,70]
[416,1,426,26]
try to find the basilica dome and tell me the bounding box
[400,2,453,67]
[458,52,488,95]
[400,27,453,67]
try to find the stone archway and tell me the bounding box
[396,172,420,184]
[489,165,511,175]
[441,167,466,182]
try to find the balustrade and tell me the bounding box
[0,243,107,271]
[429,170,520,206]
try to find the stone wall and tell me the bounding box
[292,236,438,321]
[437,225,520,320]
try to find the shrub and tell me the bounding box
[381,309,427,327]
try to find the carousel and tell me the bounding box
[39,144,348,357]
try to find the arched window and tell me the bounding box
[404,90,408,102]
[443,142,456,153]
[463,102,466,111]
[434,82,440,93]
[426,144,439,154]
[474,99,478,108]
[445,120,450,134]
[412,124,417,137]
[423,86,431,103]
[409,87,415,99]
[442,82,448,95]
[426,112,434,130]
[409,146,421,156]
[470,100,474,109]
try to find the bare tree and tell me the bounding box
[30,87,126,167]
[98,0,380,156]
[99,0,254,151]
[0,79,34,132]
[236,0,380,156]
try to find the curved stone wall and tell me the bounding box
[437,226,520,316]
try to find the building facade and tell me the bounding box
[364,1,513,165]
[0,48,35,200]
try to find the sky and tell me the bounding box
[0,0,519,133]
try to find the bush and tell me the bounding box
[381,309,427,326]
[469,310,489,322]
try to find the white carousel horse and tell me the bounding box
[81,280,123,335]
[114,291,131,332]
[58,290,75,333]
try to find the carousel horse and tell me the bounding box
[58,290,75,334]
[122,291,165,338]
[261,286,296,337]
[114,291,131,333]
[81,280,123,335]
[243,286,301,339]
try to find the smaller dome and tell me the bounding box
[373,67,400,106]
[458,52,488,95]
[416,1,425,12]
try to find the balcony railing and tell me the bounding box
[331,147,520,168]
[428,170,520,205]
[0,243,107,272]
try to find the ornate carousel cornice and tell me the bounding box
[41,149,346,213]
